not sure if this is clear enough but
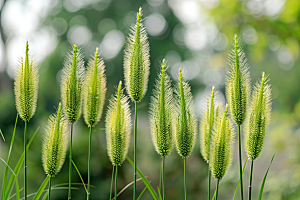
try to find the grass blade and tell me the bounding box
[0,158,17,176]
[126,156,159,200]
[5,127,39,200]
[233,157,248,200]
[137,186,147,200]
[71,159,88,194]
[0,128,4,141]
[1,115,18,199]
[157,187,163,200]
[212,187,216,200]
[32,176,50,200]
[258,154,275,200]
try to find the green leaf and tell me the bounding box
[157,187,163,200]
[211,187,216,200]
[5,127,39,200]
[137,186,147,200]
[233,157,248,200]
[1,115,18,200]
[71,159,88,194]
[32,176,50,200]
[258,154,275,200]
[126,156,159,200]
[0,128,4,141]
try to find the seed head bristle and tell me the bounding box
[61,44,85,124]
[174,69,197,158]
[210,104,235,180]
[226,35,251,125]
[14,41,39,122]
[42,103,68,177]
[245,72,272,161]
[83,48,107,127]
[124,7,150,103]
[149,59,174,157]
[106,81,131,166]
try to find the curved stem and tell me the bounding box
[24,121,27,200]
[115,165,118,200]
[208,169,211,200]
[133,102,137,200]
[184,158,187,200]
[109,165,115,200]
[87,126,92,200]
[48,177,51,200]
[248,160,254,200]
[68,124,74,199]
[238,125,244,200]
[162,157,165,200]
[216,179,220,200]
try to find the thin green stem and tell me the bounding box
[238,125,244,200]
[162,157,165,200]
[48,177,51,200]
[109,165,115,200]
[133,102,137,200]
[115,165,118,200]
[208,169,211,200]
[24,121,27,200]
[184,158,187,200]
[87,126,92,200]
[249,160,254,200]
[159,160,162,196]
[216,179,220,200]
[68,123,74,200]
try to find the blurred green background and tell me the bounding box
[0,0,300,199]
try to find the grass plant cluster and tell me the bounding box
[0,7,274,200]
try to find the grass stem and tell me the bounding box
[110,165,115,200]
[133,102,137,200]
[216,179,220,200]
[249,160,254,200]
[115,165,118,200]
[48,177,51,200]
[184,158,187,200]
[208,169,211,200]
[162,157,165,200]
[238,125,244,200]
[24,121,27,200]
[87,126,92,200]
[68,123,74,199]
[159,160,162,195]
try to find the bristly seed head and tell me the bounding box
[149,59,174,157]
[174,69,197,158]
[42,103,68,177]
[226,34,251,125]
[123,7,150,103]
[210,104,235,181]
[83,48,107,127]
[61,45,85,124]
[106,81,131,166]
[245,72,272,161]
[14,41,39,122]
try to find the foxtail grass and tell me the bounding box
[106,81,131,200]
[149,59,173,200]
[83,48,106,200]
[60,44,84,199]
[210,105,234,200]
[42,103,68,199]
[174,69,197,200]
[226,34,251,200]
[245,72,272,200]
[14,41,39,200]
[123,7,150,199]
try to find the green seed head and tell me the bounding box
[106,81,131,166]
[245,72,272,161]
[83,48,107,127]
[200,87,216,163]
[174,69,197,158]
[42,103,68,177]
[14,41,39,122]
[123,7,150,103]
[226,34,251,125]
[61,45,85,124]
[210,105,235,181]
[149,59,174,157]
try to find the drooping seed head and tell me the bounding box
[149,59,174,157]
[200,87,216,163]
[61,45,84,124]
[210,105,235,181]
[106,81,131,166]
[245,72,272,161]
[14,41,39,122]
[83,48,107,127]
[42,103,68,177]
[226,34,251,125]
[174,69,197,158]
[123,7,150,103]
